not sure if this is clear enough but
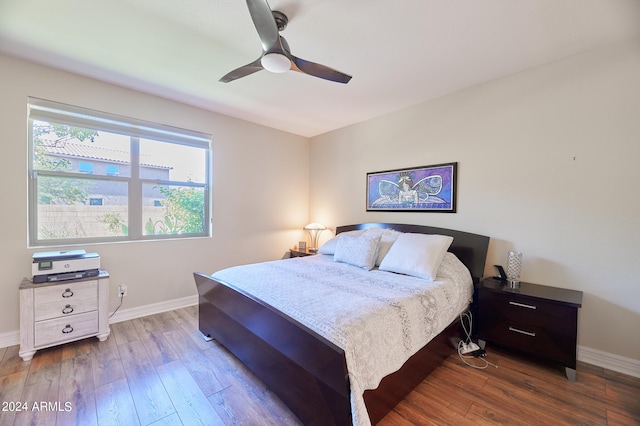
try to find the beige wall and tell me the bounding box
[0,54,310,335]
[310,39,640,361]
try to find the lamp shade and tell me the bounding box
[303,223,326,231]
[261,53,291,73]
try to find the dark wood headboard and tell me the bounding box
[336,223,490,284]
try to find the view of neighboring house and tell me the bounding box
[42,141,173,206]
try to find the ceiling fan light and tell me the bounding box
[261,53,290,73]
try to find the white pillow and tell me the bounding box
[334,232,381,270]
[375,228,401,266]
[378,233,454,281]
[318,230,365,255]
[358,227,403,265]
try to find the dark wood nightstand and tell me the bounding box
[476,278,583,381]
[289,248,316,258]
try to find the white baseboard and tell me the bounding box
[108,294,198,324]
[0,295,198,350]
[0,330,19,350]
[578,345,640,379]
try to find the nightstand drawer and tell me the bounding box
[479,319,576,365]
[34,280,97,321]
[482,321,542,350]
[35,311,99,347]
[479,291,570,330]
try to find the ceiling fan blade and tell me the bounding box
[291,56,352,84]
[219,57,263,83]
[246,0,279,51]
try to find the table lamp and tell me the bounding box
[304,223,326,252]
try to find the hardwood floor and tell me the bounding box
[1,306,638,425]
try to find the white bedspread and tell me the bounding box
[211,253,473,426]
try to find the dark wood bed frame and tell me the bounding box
[194,223,489,425]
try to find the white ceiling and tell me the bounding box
[1,0,640,137]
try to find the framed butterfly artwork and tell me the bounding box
[366,162,457,212]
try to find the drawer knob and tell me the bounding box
[62,289,74,298]
[509,301,536,310]
[62,324,74,334]
[62,304,74,314]
[509,326,536,337]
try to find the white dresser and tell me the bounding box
[19,270,110,361]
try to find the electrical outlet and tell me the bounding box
[118,284,127,297]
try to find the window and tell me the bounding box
[79,161,94,174]
[106,164,119,176]
[28,98,211,246]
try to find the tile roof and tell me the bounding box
[43,142,171,169]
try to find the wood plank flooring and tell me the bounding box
[1,306,638,425]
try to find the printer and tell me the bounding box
[32,250,100,283]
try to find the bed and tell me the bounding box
[194,223,489,425]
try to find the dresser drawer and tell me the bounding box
[35,311,99,348]
[34,280,97,321]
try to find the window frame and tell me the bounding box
[28,98,212,247]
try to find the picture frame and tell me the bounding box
[366,162,457,212]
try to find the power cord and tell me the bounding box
[109,292,124,318]
[458,311,498,370]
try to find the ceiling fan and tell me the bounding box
[220,0,352,84]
